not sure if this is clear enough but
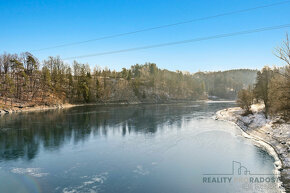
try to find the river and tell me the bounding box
[0,102,279,193]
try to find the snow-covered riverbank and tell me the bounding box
[216,104,289,193]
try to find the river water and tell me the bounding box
[0,102,279,193]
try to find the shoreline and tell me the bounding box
[0,99,235,116]
[216,107,289,193]
[0,103,80,115]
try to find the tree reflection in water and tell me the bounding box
[0,102,234,161]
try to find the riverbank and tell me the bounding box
[0,100,167,116]
[0,99,218,116]
[0,103,79,115]
[216,104,289,193]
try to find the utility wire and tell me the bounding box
[31,0,290,52]
[63,24,290,60]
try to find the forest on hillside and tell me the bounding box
[0,52,257,108]
[194,69,257,99]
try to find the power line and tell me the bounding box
[63,24,290,60]
[31,0,290,52]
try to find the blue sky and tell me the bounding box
[1,0,289,72]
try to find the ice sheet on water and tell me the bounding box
[11,167,48,177]
[133,165,149,175]
[62,172,108,193]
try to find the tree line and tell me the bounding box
[0,57,206,107]
[237,34,290,119]
[0,53,257,108]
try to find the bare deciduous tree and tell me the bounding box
[275,33,290,67]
